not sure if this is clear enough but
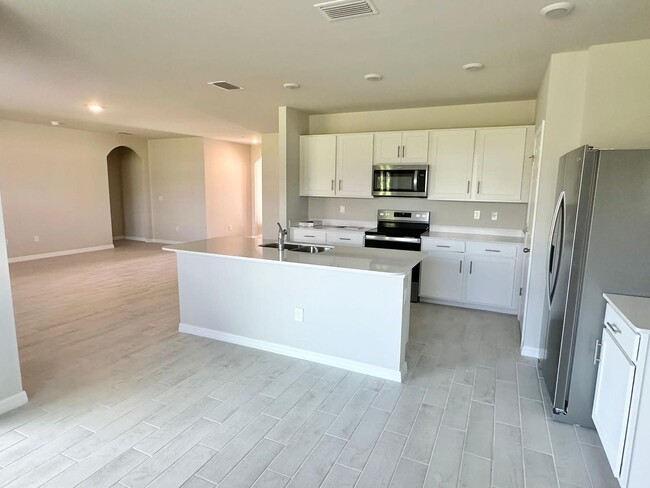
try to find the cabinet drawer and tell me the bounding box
[291,228,327,244]
[466,242,518,258]
[422,238,465,253]
[326,232,364,246]
[604,304,640,362]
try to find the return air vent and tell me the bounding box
[314,0,379,22]
[208,81,243,91]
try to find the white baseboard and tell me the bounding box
[150,239,183,245]
[179,323,403,382]
[122,236,149,242]
[8,244,114,263]
[0,391,28,416]
[521,346,542,359]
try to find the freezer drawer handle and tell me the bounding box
[606,321,621,334]
[593,339,603,364]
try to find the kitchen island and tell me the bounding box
[164,236,424,381]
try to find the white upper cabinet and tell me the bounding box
[336,133,373,198]
[472,127,527,201]
[300,133,372,198]
[428,129,476,200]
[300,135,336,197]
[373,131,429,164]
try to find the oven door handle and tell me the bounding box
[364,235,421,244]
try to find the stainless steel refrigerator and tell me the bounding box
[541,145,650,427]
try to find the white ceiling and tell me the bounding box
[1,0,649,142]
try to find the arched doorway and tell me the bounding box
[106,146,147,241]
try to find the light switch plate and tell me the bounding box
[473,210,480,220]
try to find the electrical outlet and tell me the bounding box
[491,211,498,221]
[340,205,345,214]
[228,224,233,231]
[175,226,180,232]
[34,235,40,242]
[473,210,481,220]
[294,307,304,323]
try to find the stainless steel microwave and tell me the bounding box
[372,165,428,197]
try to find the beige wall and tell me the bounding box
[251,144,262,236]
[581,39,650,148]
[262,133,280,239]
[120,148,150,239]
[279,107,309,228]
[309,100,536,134]
[204,138,252,238]
[148,137,207,243]
[309,198,528,229]
[0,119,149,258]
[0,191,26,409]
[524,51,589,356]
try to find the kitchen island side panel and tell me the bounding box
[175,252,410,380]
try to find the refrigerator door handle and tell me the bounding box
[547,191,565,307]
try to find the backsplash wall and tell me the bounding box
[308,197,527,230]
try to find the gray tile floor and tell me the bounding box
[0,242,619,487]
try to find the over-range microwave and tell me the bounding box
[372,165,428,198]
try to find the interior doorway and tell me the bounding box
[106,146,147,241]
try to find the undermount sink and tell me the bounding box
[259,242,302,251]
[292,245,332,254]
[259,243,332,254]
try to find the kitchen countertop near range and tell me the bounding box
[164,236,424,275]
[422,231,525,244]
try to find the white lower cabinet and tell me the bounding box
[593,327,636,477]
[593,297,650,488]
[420,253,464,302]
[464,256,516,308]
[419,237,521,313]
[290,228,363,247]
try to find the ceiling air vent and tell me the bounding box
[208,81,243,91]
[314,0,379,22]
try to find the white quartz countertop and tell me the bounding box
[603,293,650,333]
[291,225,372,233]
[164,236,424,275]
[422,231,525,244]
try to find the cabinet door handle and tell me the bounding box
[467,180,470,194]
[436,245,450,248]
[593,339,603,364]
[339,180,342,191]
[477,181,481,194]
[606,321,621,334]
[397,146,400,158]
[459,260,463,273]
[340,237,351,241]
[331,179,334,191]
[469,261,473,274]
[305,235,315,238]
[485,249,501,253]
[402,145,406,158]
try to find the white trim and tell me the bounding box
[179,323,404,382]
[419,297,518,316]
[150,239,183,245]
[0,391,28,416]
[520,345,542,359]
[113,235,125,240]
[428,225,524,238]
[122,236,150,242]
[8,244,114,263]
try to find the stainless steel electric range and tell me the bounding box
[364,209,430,302]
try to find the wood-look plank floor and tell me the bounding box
[0,240,617,487]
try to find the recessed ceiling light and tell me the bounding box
[208,81,243,91]
[364,73,383,81]
[283,82,301,89]
[50,120,62,126]
[462,63,485,71]
[87,103,104,113]
[540,2,575,18]
[117,131,134,136]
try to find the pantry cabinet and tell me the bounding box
[373,131,429,164]
[300,133,373,198]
